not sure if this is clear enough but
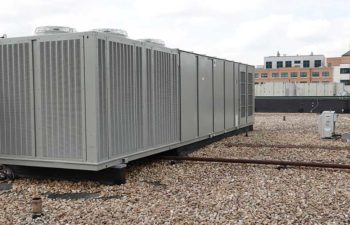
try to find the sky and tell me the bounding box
[1,0,350,65]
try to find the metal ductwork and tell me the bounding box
[92,28,128,37]
[139,38,165,47]
[34,26,77,35]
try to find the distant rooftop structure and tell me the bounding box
[263,52,326,69]
[342,50,350,57]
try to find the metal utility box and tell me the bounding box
[0,32,254,171]
[318,111,337,138]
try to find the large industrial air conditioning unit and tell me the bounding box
[0,27,255,170]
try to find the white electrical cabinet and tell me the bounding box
[318,111,337,139]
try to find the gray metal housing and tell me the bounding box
[0,32,254,170]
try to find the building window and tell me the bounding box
[285,61,292,68]
[272,73,279,78]
[266,62,272,69]
[291,72,298,78]
[300,72,308,77]
[341,80,350,85]
[322,72,329,77]
[340,68,350,74]
[294,60,301,64]
[255,73,259,78]
[303,60,310,68]
[315,60,321,67]
[281,72,288,78]
[312,72,319,77]
[261,73,268,78]
[277,61,283,68]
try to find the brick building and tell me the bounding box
[255,53,333,84]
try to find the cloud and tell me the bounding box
[1,0,350,65]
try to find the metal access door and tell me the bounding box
[224,61,234,130]
[180,51,198,141]
[247,65,255,124]
[213,59,225,133]
[239,64,247,127]
[198,56,213,137]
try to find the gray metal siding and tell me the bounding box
[37,38,85,160]
[0,42,34,156]
[247,65,255,124]
[213,59,225,132]
[153,50,179,146]
[180,52,198,141]
[234,63,239,127]
[239,64,247,126]
[224,61,234,129]
[108,41,143,157]
[97,39,109,160]
[198,56,213,137]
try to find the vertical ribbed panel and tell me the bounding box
[247,72,253,116]
[97,39,109,160]
[146,49,154,146]
[240,72,246,118]
[153,50,179,146]
[0,43,33,156]
[108,41,143,157]
[39,39,84,159]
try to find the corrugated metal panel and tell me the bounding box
[38,38,85,160]
[0,42,34,156]
[247,72,254,116]
[240,71,246,119]
[153,50,179,146]
[146,48,154,146]
[108,40,143,157]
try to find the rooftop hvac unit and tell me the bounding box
[92,28,128,37]
[318,111,337,138]
[139,38,165,46]
[34,26,77,35]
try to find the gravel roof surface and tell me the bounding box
[1,113,350,224]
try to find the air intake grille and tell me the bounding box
[153,50,179,146]
[247,73,254,116]
[240,71,246,118]
[39,39,84,159]
[0,43,34,156]
[97,39,109,160]
[108,41,143,157]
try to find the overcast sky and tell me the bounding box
[1,0,350,65]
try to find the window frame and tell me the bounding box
[281,72,288,78]
[291,72,298,78]
[300,72,308,77]
[322,71,329,77]
[303,60,310,68]
[312,72,320,77]
[277,61,283,68]
[261,73,268,78]
[266,62,272,69]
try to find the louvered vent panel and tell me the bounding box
[247,73,254,116]
[97,39,109,160]
[240,72,246,118]
[153,50,179,146]
[108,41,143,157]
[0,43,34,156]
[146,48,154,146]
[39,39,84,160]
